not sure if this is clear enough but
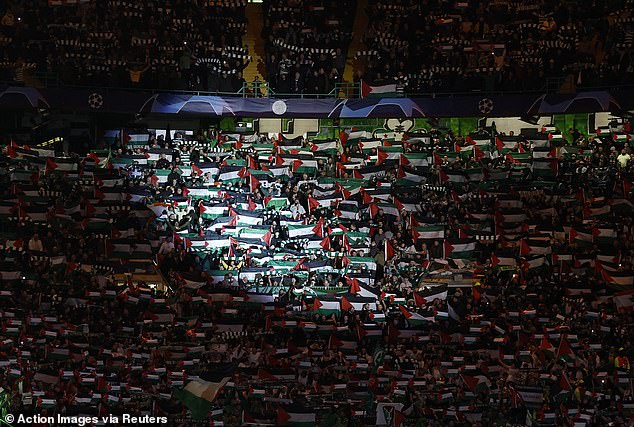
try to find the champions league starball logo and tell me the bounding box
[478,98,494,115]
[88,92,104,109]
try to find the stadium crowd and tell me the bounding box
[2,0,634,95]
[0,119,634,426]
[0,0,249,91]
[262,0,354,95]
[358,0,634,93]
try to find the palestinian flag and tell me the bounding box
[532,159,558,178]
[514,385,544,409]
[414,285,448,306]
[519,239,552,256]
[200,203,229,220]
[126,132,150,147]
[400,153,429,168]
[396,167,426,185]
[461,374,491,393]
[361,80,398,98]
[532,147,557,159]
[277,406,316,427]
[613,289,634,312]
[218,165,245,185]
[376,146,403,164]
[339,129,373,145]
[370,201,400,218]
[491,252,516,267]
[287,224,316,238]
[357,139,382,152]
[539,334,555,356]
[495,136,520,151]
[239,227,272,245]
[527,136,551,149]
[353,165,386,180]
[334,200,359,219]
[465,167,485,182]
[521,255,548,272]
[7,144,39,160]
[264,197,289,210]
[310,140,338,155]
[547,132,563,142]
[569,227,594,244]
[583,205,610,219]
[413,225,445,240]
[466,134,491,146]
[443,238,476,259]
[174,363,236,420]
[278,155,318,176]
[613,133,631,142]
[399,305,433,326]
[555,336,575,362]
[439,169,466,184]
[313,297,341,317]
[601,270,634,287]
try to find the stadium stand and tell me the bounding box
[357,0,634,94]
[1,1,633,95]
[261,0,354,95]
[1,119,634,425]
[0,0,250,91]
[1,0,634,425]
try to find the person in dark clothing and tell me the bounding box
[290,71,304,95]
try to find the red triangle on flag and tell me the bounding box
[339,130,349,145]
[491,254,500,267]
[312,219,324,237]
[474,146,485,161]
[362,190,374,205]
[261,231,272,247]
[556,335,575,360]
[539,334,554,352]
[340,297,353,311]
[376,148,388,165]
[413,293,427,307]
[45,158,58,174]
[443,240,455,257]
[319,237,331,250]
[259,368,279,381]
[349,278,361,294]
[291,159,303,172]
[307,196,320,213]
[398,305,413,319]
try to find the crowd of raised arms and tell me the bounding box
[1,0,634,94]
[0,119,634,427]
